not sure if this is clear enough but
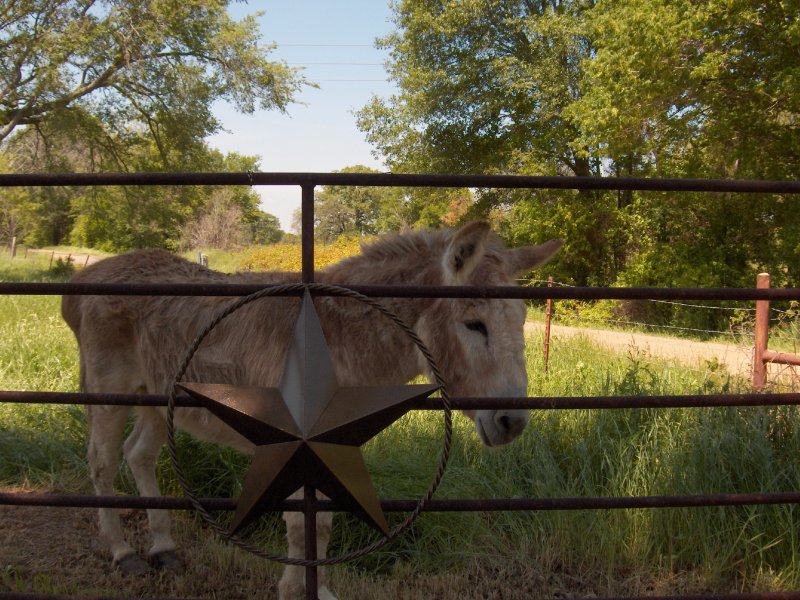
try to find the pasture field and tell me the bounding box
[1,252,800,598]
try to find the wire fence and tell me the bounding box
[520,277,800,390]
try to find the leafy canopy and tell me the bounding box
[358,0,800,331]
[0,0,304,158]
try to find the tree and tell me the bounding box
[358,0,597,177]
[359,0,800,290]
[248,210,283,245]
[568,0,800,181]
[565,0,800,291]
[312,166,409,242]
[0,0,304,161]
[357,1,630,285]
[2,117,268,250]
[180,188,250,250]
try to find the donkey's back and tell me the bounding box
[62,248,263,332]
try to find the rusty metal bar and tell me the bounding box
[2,172,800,194]
[303,485,319,600]
[0,391,202,407]
[763,350,800,367]
[543,276,553,373]
[2,593,799,600]
[301,184,315,284]
[4,280,800,302]
[0,594,199,600]
[753,273,771,389]
[3,491,800,512]
[2,594,800,600]
[4,390,800,410]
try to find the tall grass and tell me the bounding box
[0,254,84,487]
[2,253,799,593]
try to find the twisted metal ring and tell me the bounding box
[166,282,452,566]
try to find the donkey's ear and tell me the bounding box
[507,239,564,275]
[443,221,491,284]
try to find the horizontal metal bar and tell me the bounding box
[2,592,798,600]
[1,172,800,194]
[0,594,197,600]
[598,595,800,600]
[763,350,800,367]
[0,391,205,408]
[4,391,800,410]
[3,281,800,301]
[2,491,800,512]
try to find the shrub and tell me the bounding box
[238,235,366,272]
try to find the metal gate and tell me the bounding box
[2,172,800,600]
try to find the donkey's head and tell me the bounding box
[418,222,563,447]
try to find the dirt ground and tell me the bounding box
[526,322,799,386]
[0,498,746,600]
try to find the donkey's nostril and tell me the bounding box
[497,413,512,431]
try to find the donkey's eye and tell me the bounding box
[464,319,488,337]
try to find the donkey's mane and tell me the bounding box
[360,228,440,261]
[327,226,507,283]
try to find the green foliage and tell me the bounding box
[248,210,284,245]
[570,0,800,180]
[359,0,594,177]
[0,0,303,149]
[360,0,800,331]
[312,166,394,242]
[300,165,450,241]
[0,2,297,251]
[49,257,75,279]
[5,135,274,251]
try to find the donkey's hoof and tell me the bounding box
[318,585,338,600]
[278,581,337,600]
[115,553,152,576]
[149,550,184,573]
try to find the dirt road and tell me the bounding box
[25,248,105,266]
[525,321,755,378]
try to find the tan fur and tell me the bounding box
[61,222,562,600]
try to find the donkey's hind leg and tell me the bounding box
[122,407,182,572]
[87,404,151,575]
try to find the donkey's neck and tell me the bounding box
[311,232,445,387]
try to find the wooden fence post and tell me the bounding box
[753,272,770,390]
[543,276,553,373]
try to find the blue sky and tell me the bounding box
[208,1,397,229]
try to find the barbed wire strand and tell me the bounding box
[520,278,758,312]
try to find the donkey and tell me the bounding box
[61,221,562,600]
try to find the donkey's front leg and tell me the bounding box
[122,408,182,571]
[87,405,147,574]
[279,490,336,600]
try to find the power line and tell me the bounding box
[315,79,388,83]
[288,62,384,66]
[276,43,376,47]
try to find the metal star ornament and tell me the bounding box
[179,290,438,535]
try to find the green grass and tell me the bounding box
[179,247,249,274]
[2,252,800,595]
